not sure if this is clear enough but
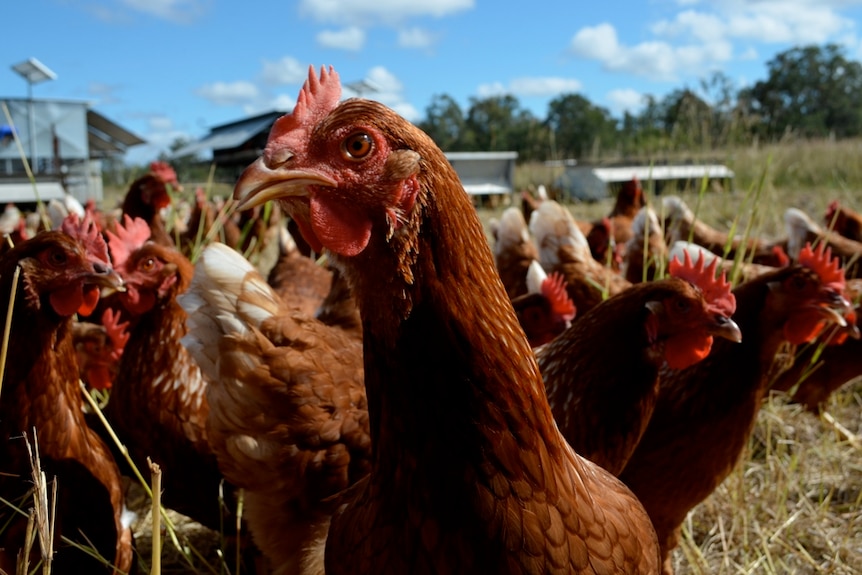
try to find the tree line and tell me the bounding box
[417,43,862,162]
[160,43,862,183]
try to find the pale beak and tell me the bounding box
[234,156,336,211]
[709,314,743,343]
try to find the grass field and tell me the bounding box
[101,138,862,574]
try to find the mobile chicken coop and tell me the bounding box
[444,151,518,206]
[0,98,143,205]
[554,163,735,202]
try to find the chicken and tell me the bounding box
[785,206,862,278]
[668,240,781,284]
[769,277,862,411]
[618,242,852,574]
[663,195,788,267]
[603,175,646,247]
[179,242,369,575]
[511,261,576,348]
[530,199,631,314]
[233,65,660,574]
[824,199,862,242]
[100,215,235,533]
[584,217,621,270]
[73,311,128,391]
[539,251,741,475]
[0,220,132,574]
[180,186,242,258]
[267,224,333,316]
[519,185,547,224]
[119,160,180,247]
[493,206,541,299]
[621,206,668,283]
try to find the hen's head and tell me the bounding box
[513,264,576,348]
[106,215,193,315]
[234,66,428,262]
[2,230,123,318]
[770,242,853,345]
[643,251,742,369]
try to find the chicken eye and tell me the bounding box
[342,132,373,160]
[47,249,68,266]
[673,298,691,314]
[139,258,156,272]
[788,275,809,291]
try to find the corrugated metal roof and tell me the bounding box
[445,151,518,161]
[86,110,145,147]
[590,164,734,183]
[172,112,284,159]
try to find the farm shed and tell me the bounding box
[555,164,735,201]
[0,98,144,205]
[445,151,518,205]
[171,110,286,179]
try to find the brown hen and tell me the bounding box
[539,252,741,476]
[0,222,132,574]
[101,216,233,532]
[234,65,660,575]
[619,242,853,574]
[180,242,369,575]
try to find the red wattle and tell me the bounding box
[309,195,372,257]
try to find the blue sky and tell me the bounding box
[5,0,862,165]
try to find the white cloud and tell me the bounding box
[120,0,209,23]
[477,77,583,98]
[739,46,759,61]
[607,89,645,114]
[570,23,620,61]
[299,0,473,25]
[571,23,732,81]
[651,10,726,43]
[87,82,122,105]
[339,66,420,122]
[573,2,858,83]
[195,81,259,106]
[398,27,436,49]
[510,77,583,96]
[317,26,366,51]
[261,57,307,86]
[268,94,297,112]
[125,115,190,165]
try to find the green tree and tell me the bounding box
[463,94,531,152]
[418,94,466,151]
[660,88,713,150]
[545,93,618,160]
[749,44,862,139]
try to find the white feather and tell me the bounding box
[525,260,547,295]
[529,200,590,269]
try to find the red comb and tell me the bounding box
[60,212,110,265]
[149,161,179,186]
[541,272,576,321]
[268,66,341,147]
[101,308,130,361]
[669,250,736,316]
[105,215,152,270]
[798,242,845,291]
[772,245,790,267]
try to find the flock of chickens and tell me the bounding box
[0,65,860,575]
